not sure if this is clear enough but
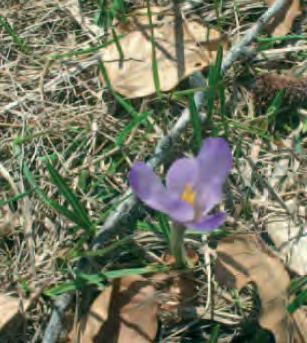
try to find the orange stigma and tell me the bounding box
[181,184,196,206]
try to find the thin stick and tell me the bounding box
[221,0,291,74]
[42,1,289,341]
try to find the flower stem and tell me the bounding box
[170,224,187,269]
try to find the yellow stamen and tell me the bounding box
[181,184,196,206]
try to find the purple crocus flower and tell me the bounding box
[129,138,232,231]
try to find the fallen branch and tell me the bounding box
[43,0,290,342]
[221,0,291,73]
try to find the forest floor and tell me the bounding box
[0,0,306,342]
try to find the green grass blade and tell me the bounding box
[225,118,270,140]
[99,60,139,118]
[14,131,53,144]
[157,212,171,244]
[115,0,126,16]
[111,28,125,64]
[209,324,221,343]
[265,90,284,121]
[44,265,170,297]
[219,81,228,135]
[116,111,151,146]
[0,15,29,54]
[146,0,161,98]
[0,190,33,208]
[46,161,92,230]
[189,93,203,148]
[256,35,305,42]
[207,45,223,120]
[23,164,91,232]
[289,276,307,295]
[49,37,126,60]
[44,279,88,297]
[67,236,132,260]
[172,82,223,98]
[214,45,223,80]
[288,290,307,313]
[103,265,170,279]
[99,61,153,146]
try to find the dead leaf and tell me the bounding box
[70,275,158,343]
[101,6,226,98]
[265,0,301,37]
[268,200,307,276]
[266,155,307,277]
[215,234,307,343]
[0,294,30,330]
[162,247,199,266]
[147,270,198,324]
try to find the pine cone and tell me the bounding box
[253,73,307,110]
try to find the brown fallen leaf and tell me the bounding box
[70,275,158,343]
[266,155,307,277]
[265,0,301,37]
[215,234,307,343]
[0,294,30,330]
[268,200,307,276]
[162,247,199,266]
[101,6,226,98]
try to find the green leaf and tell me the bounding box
[116,111,151,146]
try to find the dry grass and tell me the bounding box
[0,0,306,342]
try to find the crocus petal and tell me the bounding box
[166,158,199,196]
[162,193,195,222]
[185,212,226,231]
[195,182,223,216]
[196,138,232,213]
[129,162,194,222]
[197,138,232,184]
